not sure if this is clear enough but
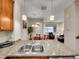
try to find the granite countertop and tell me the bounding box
[0,40,76,59]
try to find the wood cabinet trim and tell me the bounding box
[5,56,49,59]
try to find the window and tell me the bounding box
[44,27,56,34]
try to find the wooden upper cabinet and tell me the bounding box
[0,0,13,31]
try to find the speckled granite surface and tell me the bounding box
[0,40,76,59]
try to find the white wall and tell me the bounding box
[75,0,79,54]
[56,23,64,35]
[0,32,12,43]
[12,0,28,41]
[64,3,76,51]
[11,0,22,41]
[64,0,79,54]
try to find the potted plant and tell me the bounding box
[27,27,33,40]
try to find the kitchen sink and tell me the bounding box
[18,45,44,53]
[18,45,32,52]
[32,45,44,52]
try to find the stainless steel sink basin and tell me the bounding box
[18,45,44,53]
[19,45,32,52]
[32,45,44,52]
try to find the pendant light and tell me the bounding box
[22,0,27,21]
[50,0,55,21]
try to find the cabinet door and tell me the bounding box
[0,0,13,31]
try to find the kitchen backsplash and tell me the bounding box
[0,32,12,43]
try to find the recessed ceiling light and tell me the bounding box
[32,24,35,27]
[50,16,55,21]
[32,24,38,27]
[22,15,27,21]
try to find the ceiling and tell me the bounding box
[17,0,75,22]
